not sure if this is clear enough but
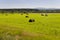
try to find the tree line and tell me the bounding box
[0,9,60,13]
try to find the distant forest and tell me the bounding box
[0,9,60,13]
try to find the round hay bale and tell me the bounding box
[29,19,35,22]
[25,16,29,18]
[45,14,48,16]
[26,13,29,15]
[21,13,23,15]
[41,14,44,16]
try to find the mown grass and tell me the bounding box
[0,13,60,40]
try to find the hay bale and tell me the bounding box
[21,13,23,15]
[25,16,29,18]
[45,14,48,16]
[41,14,44,16]
[26,13,29,15]
[29,19,35,22]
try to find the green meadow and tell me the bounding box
[0,13,60,40]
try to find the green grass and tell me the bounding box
[0,13,60,40]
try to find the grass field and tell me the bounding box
[0,13,60,40]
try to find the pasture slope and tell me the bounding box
[0,13,60,40]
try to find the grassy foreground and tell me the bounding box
[0,13,60,40]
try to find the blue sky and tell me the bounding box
[0,0,60,8]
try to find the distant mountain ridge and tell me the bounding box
[35,7,60,10]
[0,7,60,10]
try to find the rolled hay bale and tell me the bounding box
[45,14,48,16]
[29,19,35,22]
[25,16,29,18]
[26,13,29,15]
[41,14,44,16]
[21,13,23,15]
